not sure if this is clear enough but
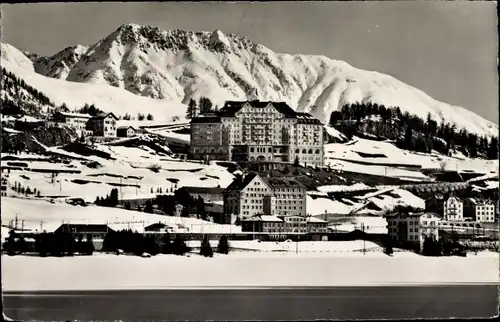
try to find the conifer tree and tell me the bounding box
[172,234,188,255]
[200,234,213,257]
[186,99,197,119]
[217,235,230,254]
[161,232,172,254]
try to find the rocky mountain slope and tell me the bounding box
[28,45,89,80]
[2,23,498,136]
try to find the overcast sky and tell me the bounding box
[1,2,498,124]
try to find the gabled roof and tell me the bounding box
[190,114,221,124]
[90,112,119,120]
[295,112,323,125]
[218,101,296,118]
[262,177,305,189]
[223,172,262,193]
[243,215,283,222]
[55,223,114,233]
[178,186,225,195]
[117,125,136,130]
[384,211,442,219]
[306,217,327,223]
[55,111,92,118]
[190,101,321,124]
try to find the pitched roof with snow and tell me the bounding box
[262,177,305,189]
[306,217,327,223]
[384,211,442,219]
[178,186,225,195]
[117,125,136,130]
[191,101,320,124]
[90,112,119,120]
[243,215,283,222]
[223,172,260,193]
[190,113,221,124]
[56,111,92,118]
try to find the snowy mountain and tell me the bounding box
[29,45,89,80]
[1,23,497,136]
[1,43,187,121]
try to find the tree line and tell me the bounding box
[185,96,218,119]
[122,113,154,121]
[155,191,208,220]
[95,188,120,207]
[330,102,499,159]
[12,181,41,197]
[102,230,230,257]
[3,230,94,257]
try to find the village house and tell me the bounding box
[306,216,329,233]
[52,111,93,136]
[190,100,324,166]
[463,198,496,223]
[241,214,328,236]
[175,186,225,204]
[384,211,442,250]
[241,215,285,236]
[117,126,137,138]
[425,194,464,221]
[86,113,118,138]
[144,222,175,233]
[223,172,307,220]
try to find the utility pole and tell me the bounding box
[294,231,299,253]
[15,215,18,230]
[362,223,366,255]
[40,220,44,232]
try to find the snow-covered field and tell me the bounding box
[2,252,498,291]
[2,145,234,203]
[325,137,499,175]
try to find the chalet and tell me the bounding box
[144,222,174,233]
[175,186,225,203]
[52,111,92,135]
[463,198,496,223]
[55,223,114,240]
[117,126,137,138]
[86,113,118,138]
[384,211,442,251]
[425,194,463,221]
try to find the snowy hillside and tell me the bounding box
[2,23,496,136]
[1,43,187,121]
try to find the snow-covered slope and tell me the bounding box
[2,23,497,136]
[1,43,187,121]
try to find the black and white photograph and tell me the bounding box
[1,1,499,320]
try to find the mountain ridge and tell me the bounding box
[1,23,497,137]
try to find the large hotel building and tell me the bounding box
[189,101,325,166]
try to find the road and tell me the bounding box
[3,285,498,321]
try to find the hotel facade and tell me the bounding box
[190,101,325,166]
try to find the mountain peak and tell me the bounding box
[2,26,497,137]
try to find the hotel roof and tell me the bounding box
[190,101,321,124]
